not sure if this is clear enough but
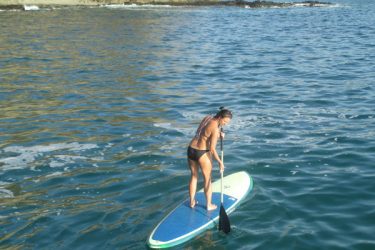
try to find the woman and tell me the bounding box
[187,107,233,211]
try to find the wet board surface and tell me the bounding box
[148,171,253,249]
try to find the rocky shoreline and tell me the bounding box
[0,1,333,11]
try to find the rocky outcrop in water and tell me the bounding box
[0,4,26,10]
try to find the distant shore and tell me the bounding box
[0,1,333,10]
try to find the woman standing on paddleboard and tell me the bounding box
[187,107,232,211]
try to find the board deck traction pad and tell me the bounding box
[148,171,253,249]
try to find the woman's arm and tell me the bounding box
[209,125,224,172]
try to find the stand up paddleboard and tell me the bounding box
[147,171,253,249]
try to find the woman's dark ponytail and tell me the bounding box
[214,107,233,119]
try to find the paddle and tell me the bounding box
[218,127,231,234]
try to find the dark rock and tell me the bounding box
[0,5,25,10]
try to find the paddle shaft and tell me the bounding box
[218,127,231,234]
[220,128,224,203]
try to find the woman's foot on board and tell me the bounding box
[190,200,198,208]
[207,203,217,211]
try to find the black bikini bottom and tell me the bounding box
[187,146,209,162]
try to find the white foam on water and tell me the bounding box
[56,155,87,161]
[0,188,14,198]
[50,155,88,168]
[229,115,258,131]
[292,3,311,7]
[0,189,14,198]
[24,5,39,11]
[49,161,65,168]
[231,134,255,145]
[290,170,298,175]
[154,122,192,136]
[0,181,13,198]
[45,172,63,178]
[180,111,203,121]
[104,4,172,9]
[291,3,338,8]
[0,142,98,171]
[154,122,172,128]
[0,155,36,171]
[3,142,97,154]
[159,144,174,151]
[103,4,129,8]
[316,3,342,8]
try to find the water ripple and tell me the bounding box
[1,2,375,249]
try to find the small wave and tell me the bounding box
[0,182,14,198]
[0,188,14,198]
[153,122,191,135]
[0,5,41,11]
[154,122,172,128]
[292,3,325,7]
[49,155,88,168]
[24,5,39,11]
[3,142,98,154]
[243,1,339,9]
[0,142,98,171]
[45,171,64,178]
[103,4,172,9]
[288,2,340,8]
[180,111,203,121]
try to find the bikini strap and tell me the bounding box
[194,115,212,139]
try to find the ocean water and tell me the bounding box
[1,0,375,249]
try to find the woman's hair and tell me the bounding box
[214,107,233,119]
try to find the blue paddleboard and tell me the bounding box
[147,171,253,248]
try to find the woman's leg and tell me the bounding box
[188,159,199,208]
[199,154,217,211]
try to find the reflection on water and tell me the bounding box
[1,2,375,249]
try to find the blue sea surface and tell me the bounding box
[1,0,375,249]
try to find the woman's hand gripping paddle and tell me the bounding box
[219,128,231,234]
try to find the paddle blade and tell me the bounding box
[218,204,231,234]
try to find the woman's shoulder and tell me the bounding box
[207,119,219,130]
[199,115,212,125]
